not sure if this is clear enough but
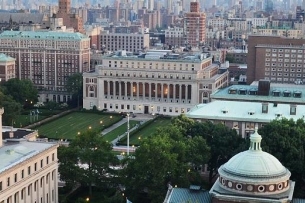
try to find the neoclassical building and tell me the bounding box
[210,128,295,202]
[0,108,59,203]
[83,50,229,115]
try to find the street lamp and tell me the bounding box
[127,113,130,155]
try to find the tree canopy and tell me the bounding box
[2,78,38,106]
[65,73,83,108]
[58,130,119,196]
[259,118,305,197]
[122,116,210,203]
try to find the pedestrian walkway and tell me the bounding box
[101,118,127,135]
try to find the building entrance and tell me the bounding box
[144,105,149,114]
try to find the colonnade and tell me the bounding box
[103,81,192,102]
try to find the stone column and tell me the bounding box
[185,85,188,103]
[167,84,170,101]
[119,81,122,99]
[107,81,110,98]
[173,84,176,101]
[161,83,164,100]
[124,82,127,99]
[143,82,146,100]
[113,81,116,98]
[149,83,152,100]
[137,82,139,100]
[179,84,182,102]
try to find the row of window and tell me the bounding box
[99,103,191,113]
[0,153,55,191]
[265,63,305,67]
[266,49,304,53]
[0,172,56,203]
[265,72,304,77]
[103,72,193,79]
[265,68,304,72]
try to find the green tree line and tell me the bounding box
[58,115,305,203]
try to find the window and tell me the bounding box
[0,181,2,191]
[21,170,24,179]
[52,153,54,161]
[7,177,10,187]
[35,163,37,171]
[28,166,31,175]
[14,173,17,183]
[28,185,31,195]
[47,156,49,164]
[41,160,43,168]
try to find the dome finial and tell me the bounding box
[249,125,262,151]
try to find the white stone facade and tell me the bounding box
[0,142,59,203]
[83,51,229,115]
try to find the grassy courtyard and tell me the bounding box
[35,112,122,140]
[120,117,172,145]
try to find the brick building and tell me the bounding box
[56,0,85,33]
[247,35,305,84]
[0,31,90,102]
[183,2,206,48]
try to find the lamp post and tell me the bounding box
[127,113,130,155]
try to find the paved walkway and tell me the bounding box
[101,113,156,148]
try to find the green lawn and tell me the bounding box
[14,109,63,128]
[102,120,140,142]
[35,112,122,140]
[120,117,172,145]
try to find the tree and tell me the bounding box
[189,121,246,184]
[122,125,210,203]
[0,91,22,126]
[65,73,83,108]
[2,78,38,106]
[58,130,118,196]
[259,118,305,197]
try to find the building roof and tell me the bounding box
[186,100,305,123]
[0,31,89,40]
[221,129,288,180]
[211,84,305,104]
[0,140,57,174]
[2,128,35,139]
[0,12,45,24]
[102,50,211,63]
[166,188,211,203]
[0,53,15,62]
[293,199,305,203]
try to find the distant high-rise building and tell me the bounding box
[56,0,85,33]
[247,35,305,84]
[183,2,206,47]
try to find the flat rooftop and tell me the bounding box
[187,100,305,122]
[102,50,211,63]
[0,140,57,174]
[211,83,305,104]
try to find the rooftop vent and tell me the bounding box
[283,90,291,97]
[293,91,302,98]
[239,88,247,95]
[249,88,258,95]
[221,108,228,114]
[228,87,237,94]
[272,90,281,97]
[248,110,255,115]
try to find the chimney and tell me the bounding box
[290,104,297,115]
[9,128,14,138]
[262,103,268,113]
[0,108,4,147]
